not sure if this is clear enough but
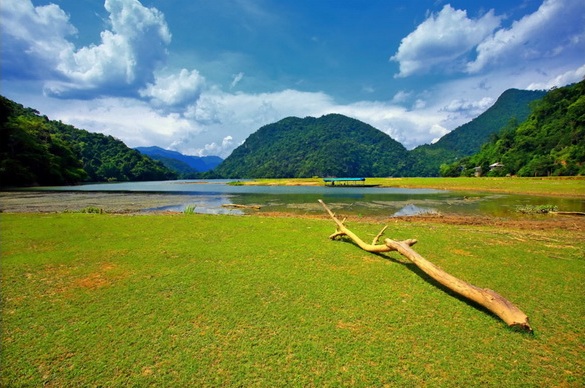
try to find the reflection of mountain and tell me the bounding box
[142,195,245,215]
[392,204,438,217]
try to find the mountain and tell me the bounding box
[441,80,585,177]
[0,96,176,186]
[214,114,409,178]
[408,88,547,176]
[135,146,222,177]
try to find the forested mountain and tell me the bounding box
[3,81,580,185]
[214,114,409,178]
[408,89,547,176]
[135,146,222,178]
[440,80,585,177]
[0,96,176,187]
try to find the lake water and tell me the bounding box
[31,179,585,217]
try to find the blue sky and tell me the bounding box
[1,0,584,157]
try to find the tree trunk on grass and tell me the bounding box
[318,199,532,332]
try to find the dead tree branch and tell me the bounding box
[318,199,532,332]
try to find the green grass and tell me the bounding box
[2,213,584,386]
[245,176,585,198]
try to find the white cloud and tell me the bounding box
[16,78,496,157]
[467,0,585,73]
[412,99,427,110]
[50,0,171,97]
[196,136,236,157]
[4,0,582,161]
[391,90,412,104]
[430,124,449,144]
[1,0,171,98]
[0,0,76,79]
[45,97,199,148]
[441,97,494,114]
[526,64,585,90]
[139,69,205,109]
[391,5,501,77]
[230,72,245,88]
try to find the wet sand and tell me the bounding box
[0,191,197,213]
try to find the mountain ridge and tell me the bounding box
[135,146,222,174]
[407,88,547,176]
[213,113,409,178]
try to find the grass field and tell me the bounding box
[246,176,585,198]
[2,212,584,386]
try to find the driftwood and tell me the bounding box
[318,199,532,332]
[550,211,585,216]
[221,204,261,210]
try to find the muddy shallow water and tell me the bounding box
[0,192,207,214]
[1,189,583,218]
[2,179,584,218]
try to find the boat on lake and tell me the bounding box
[323,177,380,187]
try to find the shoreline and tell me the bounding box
[239,176,585,198]
[2,191,583,233]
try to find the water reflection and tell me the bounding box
[142,195,245,215]
[27,179,585,217]
[392,204,438,217]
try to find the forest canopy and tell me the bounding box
[0,96,176,187]
[440,80,585,177]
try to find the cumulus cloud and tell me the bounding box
[441,97,494,114]
[46,97,201,149]
[526,64,585,90]
[391,0,585,79]
[1,0,171,98]
[5,0,582,160]
[391,90,412,104]
[391,5,501,77]
[139,69,206,110]
[0,0,76,79]
[199,136,236,157]
[467,0,585,73]
[49,0,171,98]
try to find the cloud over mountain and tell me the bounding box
[391,5,501,77]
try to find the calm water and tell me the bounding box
[33,179,585,217]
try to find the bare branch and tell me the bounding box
[319,199,532,332]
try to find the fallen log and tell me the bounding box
[550,211,585,216]
[221,204,262,210]
[318,199,532,332]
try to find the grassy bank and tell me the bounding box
[245,176,585,198]
[2,213,584,386]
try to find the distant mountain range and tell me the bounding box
[4,83,580,186]
[212,88,548,178]
[135,146,223,177]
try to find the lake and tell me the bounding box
[15,179,584,217]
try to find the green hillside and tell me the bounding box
[213,114,409,178]
[441,80,585,177]
[0,96,176,187]
[408,89,546,176]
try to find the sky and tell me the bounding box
[1,0,584,158]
